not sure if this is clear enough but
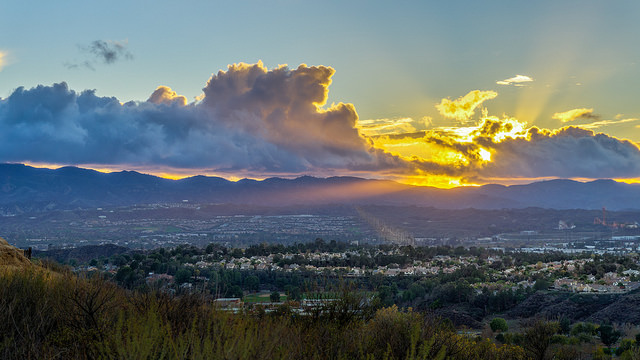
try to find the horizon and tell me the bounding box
[7,161,639,189]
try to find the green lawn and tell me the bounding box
[243,292,288,303]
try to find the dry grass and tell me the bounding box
[0,236,33,272]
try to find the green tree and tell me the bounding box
[174,268,192,284]
[533,278,551,291]
[490,317,508,332]
[599,324,621,349]
[245,275,259,292]
[270,290,280,302]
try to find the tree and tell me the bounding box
[174,268,192,285]
[245,275,259,292]
[490,317,508,332]
[533,279,551,291]
[270,291,280,302]
[599,324,621,349]
[523,319,559,360]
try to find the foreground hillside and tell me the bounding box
[3,163,640,213]
[6,239,640,359]
[0,267,529,360]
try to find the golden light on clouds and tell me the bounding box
[357,118,415,136]
[0,51,5,71]
[478,148,491,162]
[435,90,497,122]
[552,108,596,123]
[147,86,188,106]
[358,87,640,188]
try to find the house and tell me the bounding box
[214,298,244,311]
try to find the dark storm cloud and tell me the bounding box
[0,63,406,175]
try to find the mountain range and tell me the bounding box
[1,163,639,213]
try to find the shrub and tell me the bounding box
[490,317,508,332]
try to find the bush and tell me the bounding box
[490,317,508,332]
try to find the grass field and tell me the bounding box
[243,292,288,303]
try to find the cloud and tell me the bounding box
[580,118,639,129]
[0,51,5,71]
[0,63,406,176]
[3,62,640,184]
[369,114,640,181]
[357,117,431,136]
[147,86,188,106]
[435,90,497,122]
[66,40,133,70]
[480,126,640,179]
[552,108,599,123]
[496,74,534,86]
[84,40,133,64]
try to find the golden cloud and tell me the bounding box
[147,86,188,106]
[552,108,598,123]
[580,118,639,129]
[366,105,640,185]
[357,117,431,137]
[435,90,497,122]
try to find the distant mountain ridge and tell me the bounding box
[1,163,639,213]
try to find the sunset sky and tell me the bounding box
[2,1,640,187]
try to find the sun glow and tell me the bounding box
[478,148,491,162]
[400,174,481,188]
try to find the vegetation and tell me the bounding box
[4,240,640,359]
[490,317,508,333]
[0,266,534,359]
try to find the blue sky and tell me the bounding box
[2,1,640,186]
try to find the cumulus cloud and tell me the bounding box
[552,108,599,123]
[147,86,188,106]
[66,40,133,70]
[496,74,534,86]
[0,62,406,176]
[435,90,497,122]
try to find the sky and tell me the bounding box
[2,0,640,187]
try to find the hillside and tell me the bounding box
[0,236,32,270]
[507,290,640,325]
